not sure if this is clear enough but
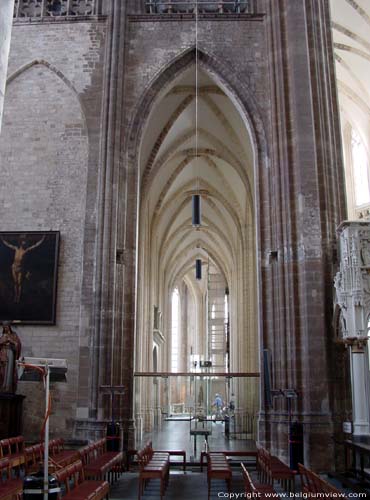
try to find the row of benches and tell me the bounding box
[25,439,80,474]
[0,435,346,498]
[257,446,296,491]
[0,436,80,475]
[79,438,123,482]
[243,461,345,497]
[241,463,276,497]
[0,458,23,500]
[298,463,343,495]
[54,460,110,500]
[0,436,123,500]
[137,442,170,500]
[1,435,123,481]
[207,452,232,500]
[0,437,25,471]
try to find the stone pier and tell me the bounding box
[0,0,14,132]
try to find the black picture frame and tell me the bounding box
[0,231,60,324]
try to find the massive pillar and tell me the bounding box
[260,0,347,470]
[0,0,14,133]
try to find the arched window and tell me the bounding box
[171,288,180,372]
[351,128,370,207]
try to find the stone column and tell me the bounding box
[351,349,370,436]
[260,0,347,470]
[0,0,14,133]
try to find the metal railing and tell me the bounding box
[13,0,102,18]
[145,1,253,14]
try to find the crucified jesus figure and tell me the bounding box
[1,235,45,303]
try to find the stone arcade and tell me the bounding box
[1,0,370,486]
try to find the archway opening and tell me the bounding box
[134,62,259,458]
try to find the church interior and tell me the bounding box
[0,0,370,498]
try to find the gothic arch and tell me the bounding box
[7,59,87,129]
[125,46,269,169]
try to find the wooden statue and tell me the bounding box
[0,322,21,393]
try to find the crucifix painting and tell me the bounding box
[0,232,60,324]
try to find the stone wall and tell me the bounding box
[0,17,107,439]
[0,1,346,469]
[117,4,345,469]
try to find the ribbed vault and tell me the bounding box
[135,65,258,432]
[330,0,370,217]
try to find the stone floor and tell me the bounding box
[117,418,256,498]
[110,470,245,500]
[114,419,357,499]
[140,418,255,462]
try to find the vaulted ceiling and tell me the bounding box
[139,66,254,292]
[330,0,370,146]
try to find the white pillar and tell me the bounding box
[351,350,370,436]
[0,0,14,133]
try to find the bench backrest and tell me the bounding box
[241,462,256,494]
[78,445,90,465]
[0,458,11,483]
[49,438,64,455]
[95,438,107,456]
[298,463,341,494]
[54,459,84,494]
[9,436,24,454]
[0,439,10,458]
[257,447,269,470]
[0,436,24,458]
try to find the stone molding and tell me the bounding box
[128,13,264,22]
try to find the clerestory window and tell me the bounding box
[351,128,370,208]
[13,0,100,18]
[171,288,180,372]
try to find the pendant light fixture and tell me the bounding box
[192,0,201,229]
[194,0,202,281]
[192,193,201,226]
[195,258,202,280]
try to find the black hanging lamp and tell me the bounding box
[195,258,202,280]
[192,194,201,226]
[194,1,202,280]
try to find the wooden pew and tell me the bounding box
[0,458,23,500]
[25,439,78,475]
[241,462,276,495]
[79,439,123,482]
[49,439,80,468]
[201,450,257,472]
[298,463,345,495]
[25,443,44,474]
[137,444,169,500]
[257,447,296,492]
[54,460,109,500]
[207,452,232,500]
[0,437,25,473]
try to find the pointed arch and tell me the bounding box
[7,59,87,129]
[126,46,269,168]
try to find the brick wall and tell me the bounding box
[0,19,107,439]
[124,18,268,130]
